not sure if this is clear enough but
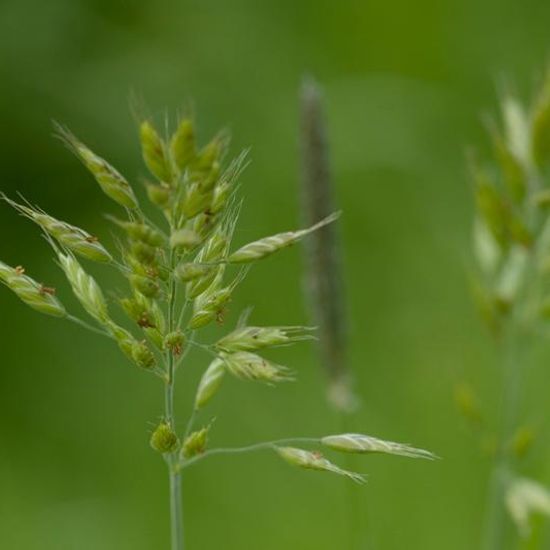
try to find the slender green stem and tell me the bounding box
[66,314,112,337]
[179,437,320,470]
[165,248,184,550]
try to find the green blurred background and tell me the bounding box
[2,0,550,548]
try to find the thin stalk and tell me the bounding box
[165,248,184,550]
[66,314,112,338]
[179,437,321,470]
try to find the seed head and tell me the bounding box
[194,358,226,410]
[215,325,314,353]
[150,422,179,454]
[275,446,365,484]
[220,351,293,384]
[228,212,340,264]
[321,433,437,460]
[0,260,66,317]
[2,196,112,263]
[56,125,138,209]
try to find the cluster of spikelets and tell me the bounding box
[0,114,435,482]
[471,72,550,336]
[469,72,550,537]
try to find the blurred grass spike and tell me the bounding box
[299,76,356,413]
[321,433,438,460]
[506,477,550,538]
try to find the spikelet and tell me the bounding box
[56,125,138,209]
[220,351,293,383]
[3,195,112,263]
[175,262,212,283]
[57,251,109,323]
[194,358,226,410]
[321,433,437,460]
[108,217,165,247]
[228,212,340,264]
[215,325,314,353]
[187,270,246,330]
[181,425,210,459]
[275,447,365,484]
[150,422,179,454]
[170,118,196,172]
[140,120,173,183]
[0,261,66,317]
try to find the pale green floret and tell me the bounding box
[57,252,109,323]
[275,447,365,484]
[2,196,112,263]
[0,261,66,317]
[57,125,138,209]
[194,358,226,410]
[220,351,293,383]
[215,325,315,353]
[321,433,437,460]
[228,212,340,264]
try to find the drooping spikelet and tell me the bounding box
[0,261,66,317]
[321,433,437,460]
[56,124,138,209]
[2,195,112,263]
[275,446,365,484]
[228,212,340,264]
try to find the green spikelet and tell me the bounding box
[194,358,225,410]
[56,125,138,209]
[2,196,112,263]
[140,120,173,183]
[228,213,340,264]
[57,251,109,323]
[0,261,66,317]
